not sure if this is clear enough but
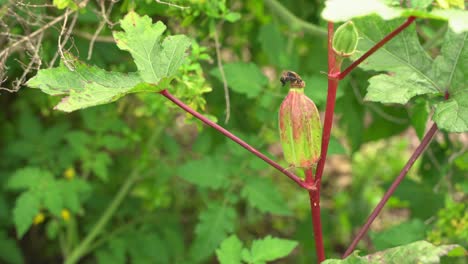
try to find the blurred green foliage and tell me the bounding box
[0,0,466,263]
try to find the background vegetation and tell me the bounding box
[0,0,466,263]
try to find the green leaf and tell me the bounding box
[258,23,289,68]
[189,203,237,262]
[177,157,228,189]
[322,241,464,264]
[351,16,440,104]
[241,236,298,263]
[432,31,467,132]
[113,12,191,85]
[53,0,77,9]
[13,192,40,238]
[241,177,291,216]
[27,53,143,112]
[370,219,427,250]
[7,167,53,190]
[410,100,430,139]
[216,235,244,264]
[321,0,468,33]
[0,231,24,264]
[210,62,268,98]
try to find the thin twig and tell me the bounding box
[343,122,439,257]
[87,0,117,59]
[0,9,74,58]
[155,0,189,9]
[213,23,231,124]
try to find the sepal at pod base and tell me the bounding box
[332,21,359,57]
[278,71,322,173]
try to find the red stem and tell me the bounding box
[159,89,315,191]
[343,122,439,257]
[314,22,340,189]
[305,168,325,263]
[332,16,416,80]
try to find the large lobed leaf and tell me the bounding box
[322,240,465,264]
[432,30,467,132]
[27,12,191,112]
[113,12,191,85]
[352,16,439,104]
[321,0,468,33]
[351,15,467,132]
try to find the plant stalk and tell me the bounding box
[64,168,140,264]
[343,122,439,257]
[263,0,327,37]
[332,16,416,80]
[305,168,325,263]
[159,89,315,190]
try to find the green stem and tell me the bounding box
[263,0,327,37]
[64,168,141,264]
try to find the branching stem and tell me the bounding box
[159,89,315,190]
[331,16,416,80]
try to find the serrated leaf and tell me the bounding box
[13,192,40,238]
[216,235,244,264]
[241,177,291,216]
[42,181,63,216]
[210,62,268,98]
[321,0,468,33]
[351,16,440,104]
[242,236,298,263]
[189,203,237,262]
[322,241,464,264]
[432,31,467,132]
[113,12,191,85]
[177,157,228,189]
[7,167,53,190]
[27,53,143,112]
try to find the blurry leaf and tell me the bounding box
[96,238,127,264]
[177,157,228,189]
[42,181,63,216]
[225,12,241,22]
[410,100,430,139]
[328,136,346,155]
[370,219,427,250]
[241,236,298,263]
[190,203,237,262]
[336,86,364,153]
[27,53,143,112]
[392,179,444,219]
[13,192,40,238]
[87,152,112,181]
[210,62,268,98]
[114,12,191,85]
[352,16,439,104]
[363,106,409,142]
[258,23,288,68]
[431,9,468,33]
[53,0,77,9]
[322,241,464,264]
[241,177,291,216]
[432,31,467,132]
[7,167,52,190]
[46,220,59,240]
[0,231,24,264]
[216,235,244,264]
[127,232,169,264]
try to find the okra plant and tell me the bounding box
[1,0,467,263]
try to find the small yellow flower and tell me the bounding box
[64,167,75,180]
[33,213,45,225]
[61,209,71,221]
